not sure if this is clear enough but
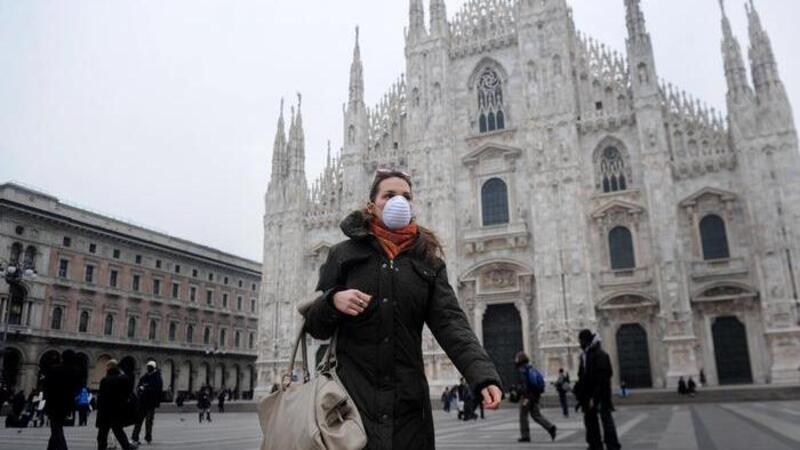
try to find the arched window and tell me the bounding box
[249,332,255,350]
[23,246,36,271]
[186,324,194,344]
[700,215,730,260]
[168,322,177,341]
[78,310,90,333]
[235,331,241,348]
[219,329,227,348]
[609,226,636,269]
[481,178,510,226]
[127,317,137,338]
[204,327,211,345]
[9,242,22,265]
[476,67,505,133]
[104,314,114,336]
[599,146,629,193]
[51,306,63,330]
[148,320,157,340]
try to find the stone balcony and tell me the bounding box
[689,256,748,282]
[462,221,529,254]
[597,266,654,289]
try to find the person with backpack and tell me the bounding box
[553,368,571,418]
[75,386,91,426]
[515,351,557,443]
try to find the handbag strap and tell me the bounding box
[318,330,339,373]
[283,325,310,389]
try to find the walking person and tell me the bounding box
[96,359,138,450]
[441,387,450,412]
[42,350,81,450]
[301,169,503,449]
[553,368,571,417]
[131,361,163,445]
[32,389,46,427]
[217,389,225,413]
[197,388,212,423]
[75,386,91,426]
[573,329,621,450]
[515,352,557,442]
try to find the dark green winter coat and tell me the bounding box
[302,211,502,450]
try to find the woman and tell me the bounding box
[302,169,503,449]
[96,360,138,450]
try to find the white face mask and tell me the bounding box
[381,195,413,230]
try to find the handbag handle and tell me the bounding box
[283,326,310,390]
[283,323,340,390]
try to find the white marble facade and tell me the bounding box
[255,0,800,397]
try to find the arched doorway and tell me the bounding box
[198,363,209,389]
[91,354,112,389]
[162,360,174,394]
[616,323,652,388]
[712,316,752,384]
[2,347,23,389]
[120,356,137,379]
[75,352,90,387]
[482,303,524,390]
[214,364,225,390]
[178,361,192,393]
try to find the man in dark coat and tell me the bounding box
[43,350,81,450]
[131,361,163,445]
[96,359,138,450]
[302,204,503,449]
[573,329,621,450]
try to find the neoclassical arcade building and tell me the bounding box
[256,0,800,395]
[1,183,261,398]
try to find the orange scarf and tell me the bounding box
[370,220,418,261]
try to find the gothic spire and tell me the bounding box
[624,0,648,43]
[408,0,426,43]
[348,27,365,109]
[269,98,287,187]
[291,93,306,180]
[430,0,448,38]
[745,0,782,95]
[718,0,752,104]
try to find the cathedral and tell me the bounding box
[255,0,800,397]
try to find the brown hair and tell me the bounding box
[366,169,444,265]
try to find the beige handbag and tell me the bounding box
[258,326,367,450]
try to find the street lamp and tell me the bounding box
[0,259,37,388]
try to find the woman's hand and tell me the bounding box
[481,385,503,410]
[333,289,372,316]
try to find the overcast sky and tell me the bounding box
[1,0,798,262]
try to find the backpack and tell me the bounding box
[526,366,546,394]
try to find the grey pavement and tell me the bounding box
[1,401,799,449]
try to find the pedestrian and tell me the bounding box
[515,351,557,442]
[96,359,138,450]
[619,380,628,398]
[131,360,163,445]
[687,377,697,396]
[197,388,212,423]
[441,387,450,412]
[217,389,225,413]
[699,369,707,387]
[301,169,503,449]
[32,389,46,427]
[553,368,571,417]
[573,329,621,450]
[43,349,82,450]
[677,376,687,395]
[75,386,91,426]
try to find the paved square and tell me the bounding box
[1,401,799,449]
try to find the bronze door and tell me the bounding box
[482,303,524,391]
